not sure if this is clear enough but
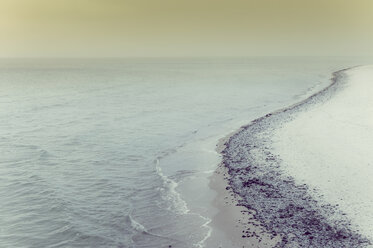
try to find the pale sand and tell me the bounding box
[273,65,373,242]
[207,66,372,247]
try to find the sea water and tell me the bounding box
[0,57,364,247]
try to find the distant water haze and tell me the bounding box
[0,57,370,247]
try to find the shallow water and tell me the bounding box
[0,58,364,247]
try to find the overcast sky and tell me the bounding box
[1,0,373,57]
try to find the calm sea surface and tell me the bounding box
[0,58,365,247]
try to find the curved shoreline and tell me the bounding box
[217,66,371,247]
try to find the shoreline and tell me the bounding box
[273,65,373,243]
[209,65,370,247]
[207,132,281,248]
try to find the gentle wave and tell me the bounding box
[154,158,190,215]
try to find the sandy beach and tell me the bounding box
[273,66,373,244]
[212,66,373,247]
[3,0,373,247]
[208,133,281,248]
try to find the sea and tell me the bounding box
[0,57,367,248]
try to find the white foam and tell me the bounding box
[194,215,212,248]
[129,214,148,233]
[155,159,190,215]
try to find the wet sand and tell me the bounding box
[208,132,281,248]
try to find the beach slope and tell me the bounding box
[273,65,373,243]
[220,66,373,247]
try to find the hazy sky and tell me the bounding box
[1,0,373,57]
